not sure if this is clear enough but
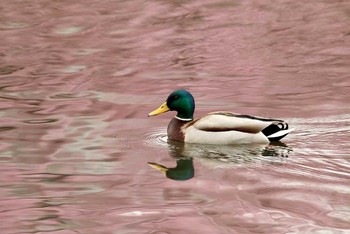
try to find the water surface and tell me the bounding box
[1,0,350,233]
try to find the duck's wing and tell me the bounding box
[191,112,287,134]
[182,112,292,144]
[192,112,294,141]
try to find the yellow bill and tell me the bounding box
[148,102,170,116]
[148,162,169,173]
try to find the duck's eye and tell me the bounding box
[173,95,179,100]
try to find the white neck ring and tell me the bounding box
[175,116,193,121]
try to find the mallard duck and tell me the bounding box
[148,90,293,144]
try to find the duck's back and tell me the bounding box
[182,112,292,145]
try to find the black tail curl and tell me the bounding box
[262,122,289,142]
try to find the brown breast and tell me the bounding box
[167,118,187,142]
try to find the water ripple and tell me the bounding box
[115,127,168,149]
[23,119,58,124]
[142,128,168,148]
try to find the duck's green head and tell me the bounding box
[148,89,195,121]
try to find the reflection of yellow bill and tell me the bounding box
[148,162,168,173]
[148,102,169,116]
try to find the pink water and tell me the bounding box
[1,0,350,233]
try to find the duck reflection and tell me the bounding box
[148,141,194,180]
[148,159,194,181]
[148,141,292,181]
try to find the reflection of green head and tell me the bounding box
[148,158,194,181]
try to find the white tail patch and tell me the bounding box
[267,128,295,138]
